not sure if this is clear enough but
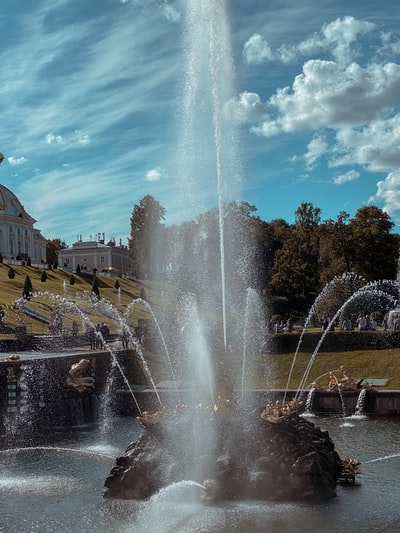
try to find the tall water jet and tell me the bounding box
[174,0,242,349]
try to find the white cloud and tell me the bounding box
[243,34,274,64]
[244,16,375,66]
[320,16,375,64]
[45,133,63,145]
[379,31,400,56]
[254,60,400,137]
[7,156,27,166]
[229,91,265,123]
[146,167,168,182]
[161,4,180,23]
[333,169,360,185]
[304,134,329,169]
[75,131,92,146]
[369,171,400,222]
[331,115,400,172]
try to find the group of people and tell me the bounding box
[269,317,293,333]
[88,322,110,349]
[356,314,378,331]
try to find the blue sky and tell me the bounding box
[1,0,400,246]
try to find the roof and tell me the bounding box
[0,184,36,222]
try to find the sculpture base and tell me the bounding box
[103,406,341,503]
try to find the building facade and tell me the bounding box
[0,184,47,263]
[57,237,131,276]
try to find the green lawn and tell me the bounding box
[252,349,400,391]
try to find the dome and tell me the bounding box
[0,184,35,222]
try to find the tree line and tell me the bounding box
[129,195,400,320]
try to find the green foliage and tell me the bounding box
[126,197,399,320]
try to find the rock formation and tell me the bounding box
[103,403,341,503]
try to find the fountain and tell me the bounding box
[101,0,342,505]
[3,0,400,530]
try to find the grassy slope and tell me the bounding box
[0,264,179,335]
[0,263,397,390]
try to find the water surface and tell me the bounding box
[1,415,399,532]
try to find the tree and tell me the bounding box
[319,212,354,286]
[129,195,166,279]
[46,238,67,267]
[91,277,100,299]
[349,206,398,281]
[22,275,33,300]
[271,203,322,315]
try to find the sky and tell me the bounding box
[1,0,400,246]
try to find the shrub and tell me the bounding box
[22,275,33,300]
[91,277,100,299]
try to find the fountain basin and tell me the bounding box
[112,387,400,417]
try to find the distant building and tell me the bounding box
[0,184,47,263]
[57,235,132,276]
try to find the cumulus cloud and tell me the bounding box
[7,156,27,166]
[320,16,375,64]
[145,166,168,182]
[244,16,375,66]
[45,132,63,145]
[74,131,92,146]
[369,171,400,222]
[330,116,400,172]
[228,91,266,123]
[333,169,360,185]
[303,134,329,169]
[243,34,274,65]
[242,14,400,224]
[253,60,400,137]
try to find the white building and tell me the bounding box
[0,184,47,263]
[57,236,132,276]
